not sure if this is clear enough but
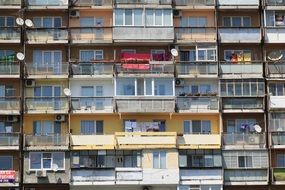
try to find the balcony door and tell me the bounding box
[33,50,62,74]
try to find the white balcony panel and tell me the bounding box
[218,0,259,8]
[219,28,261,43]
[269,96,285,109]
[265,28,285,43]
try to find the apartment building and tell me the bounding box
[0,0,284,190]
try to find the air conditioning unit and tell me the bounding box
[175,79,184,86]
[25,79,35,87]
[35,170,47,177]
[55,114,65,122]
[142,186,152,190]
[6,115,18,122]
[70,10,80,18]
[173,10,182,17]
[248,136,260,144]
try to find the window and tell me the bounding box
[80,50,103,61]
[80,120,103,135]
[0,156,13,170]
[197,48,216,61]
[238,156,252,167]
[34,86,61,97]
[0,16,15,27]
[146,9,172,26]
[181,17,207,27]
[124,120,165,132]
[184,120,211,134]
[29,152,65,170]
[33,121,61,135]
[220,80,264,96]
[183,84,211,95]
[224,50,252,62]
[33,17,62,28]
[0,50,14,58]
[80,17,103,27]
[33,50,62,68]
[269,83,285,96]
[270,113,285,131]
[277,154,285,167]
[180,50,196,61]
[114,9,143,26]
[153,151,166,169]
[223,16,251,27]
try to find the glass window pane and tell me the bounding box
[146,9,153,26]
[223,17,231,26]
[155,10,162,26]
[6,17,14,27]
[0,156,12,170]
[192,120,201,134]
[160,152,166,169]
[184,121,190,134]
[125,9,132,25]
[53,152,64,169]
[43,17,53,27]
[243,17,251,27]
[54,18,61,27]
[115,9,124,25]
[153,152,159,168]
[232,17,242,27]
[163,9,171,26]
[30,153,41,169]
[134,9,142,26]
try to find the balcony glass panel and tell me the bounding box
[0,62,20,76]
[26,62,68,76]
[71,97,113,112]
[268,62,285,75]
[223,133,265,146]
[174,0,215,6]
[0,97,20,111]
[71,63,113,76]
[72,0,113,6]
[27,0,68,6]
[224,169,267,182]
[220,62,263,76]
[269,113,285,132]
[266,0,285,6]
[219,28,261,43]
[222,98,263,110]
[25,134,69,146]
[175,28,216,42]
[70,28,112,42]
[176,97,218,112]
[0,0,21,6]
[0,133,19,146]
[25,97,68,112]
[176,62,218,76]
[272,132,285,145]
[26,29,68,43]
[0,28,20,41]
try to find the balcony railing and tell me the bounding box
[26,29,68,43]
[0,62,20,76]
[224,169,268,183]
[175,27,216,42]
[176,62,218,77]
[178,134,221,148]
[70,28,112,43]
[115,132,177,149]
[0,133,19,147]
[0,97,20,112]
[71,169,115,182]
[115,97,175,113]
[266,0,285,6]
[116,63,174,75]
[0,0,21,6]
[265,28,285,43]
[173,0,215,6]
[222,98,264,111]
[115,0,172,4]
[71,62,113,76]
[26,0,68,7]
[25,97,68,113]
[70,135,115,150]
[219,28,261,43]
[0,28,20,42]
[220,62,263,77]
[25,63,68,77]
[269,96,285,110]
[71,97,114,113]
[271,132,285,146]
[71,0,113,6]
[273,168,285,183]
[223,133,265,147]
[176,97,219,112]
[180,169,223,181]
[218,0,259,6]
[24,134,69,147]
[267,62,285,76]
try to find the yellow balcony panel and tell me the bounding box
[25,97,69,114]
[178,134,221,149]
[115,132,177,149]
[71,135,115,150]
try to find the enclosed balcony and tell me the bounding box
[70,0,113,8]
[224,169,268,185]
[218,28,261,43]
[269,96,285,110]
[71,97,114,113]
[267,62,285,77]
[0,28,20,43]
[0,97,20,115]
[178,134,221,149]
[115,97,175,113]
[26,29,68,44]
[25,62,69,78]
[180,169,223,184]
[173,0,215,9]
[0,133,19,150]
[176,97,219,113]
[265,0,285,6]
[271,132,285,148]
[115,0,172,5]
[70,135,115,150]
[26,0,68,9]
[220,62,263,78]
[265,28,285,43]
[0,0,21,8]
[71,169,115,185]
[115,132,177,149]
[70,28,112,44]
[25,97,69,114]
[24,134,69,150]
[217,0,259,9]
[222,98,264,113]
[272,168,285,184]
[223,133,266,149]
[175,27,216,43]
[176,62,218,78]
[71,62,114,78]
[0,61,20,78]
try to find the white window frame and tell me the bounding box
[145,9,173,26]
[79,50,104,61]
[223,16,251,27]
[196,47,216,61]
[34,85,61,97]
[0,156,13,170]
[114,9,144,26]
[184,120,212,134]
[33,17,62,27]
[33,50,62,67]
[29,152,65,171]
[0,16,15,27]
[153,151,166,169]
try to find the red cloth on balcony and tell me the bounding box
[122,63,150,70]
[121,53,151,62]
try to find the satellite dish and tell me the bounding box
[25,19,34,28]
[267,51,283,61]
[52,164,59,172]
[16,18,24,26]
[277,127,283,132]
[253,124,262,133]
[63,88,71,96]
[16,52,25,61]
[171,49,178,57]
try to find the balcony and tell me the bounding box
[115,97,175,113]
[176,97,219,113]
[115,132,177,149]
[173,0,215,9]
[113,27,174,43]
[71,169,115,185]
[0,170,20,186]
[0,28,20,43]
[224,169,268,185]
[115,0,172,5]
[26,29,68,44]
[222,98,264,112]
[178,134,221,149]
[176,62,218,78]
[175,27,216,43]
[70,135,115,150]
[116,63,174,77]
[25,97,69,114]
[71,0,113,8]
[71,97,114,113]
[26,0,68,9]
[180,169,223,184]
[265,28,285,43]
[271,132,285,148]
[217,0,259,9]
[70,28,112,44]
[220,62,263,78]
[25,63,68,78]
[265,0,285,6]
[0,97,20,114]
[0,62,20,78]
[218,28,261,43]
[115,168,143,183]
[272,168,285,184]
[24,134,69,150]
[269,96,285,110]
[71,62,113,78]
[223,133,266,149]
[0,133,19,150]
[0,0,21,8]
[267,62,285,77]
